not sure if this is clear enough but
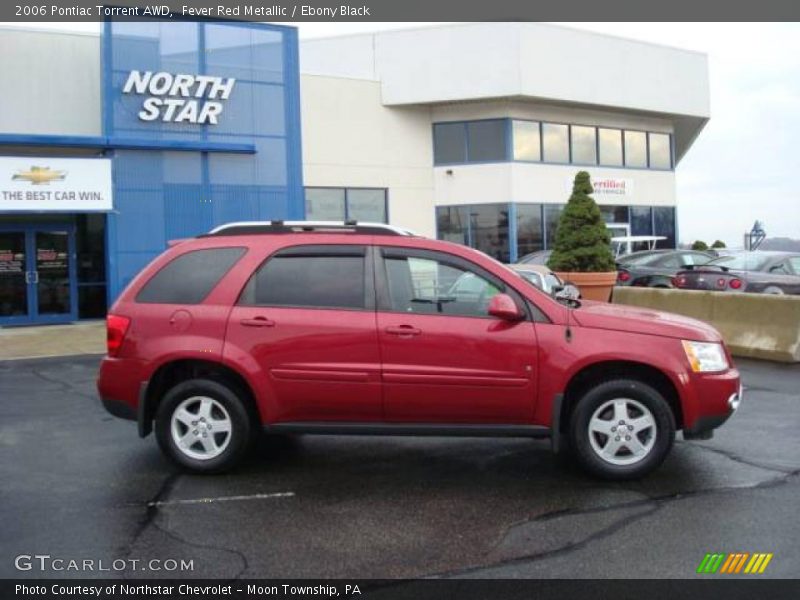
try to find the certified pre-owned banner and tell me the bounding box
[0,156,112,212]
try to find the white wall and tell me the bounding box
[300,74,436,236]
[0,28,101,137]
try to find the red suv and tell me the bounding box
[98,221,742,479]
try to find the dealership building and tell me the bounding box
[0,22,709,326]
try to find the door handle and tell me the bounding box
[240,316,275,328]
[385,325,421,337]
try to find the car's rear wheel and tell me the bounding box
[568,379,675,480]
[763,286,784,295]
[155,379,255,473]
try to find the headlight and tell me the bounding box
[682,340,729,373]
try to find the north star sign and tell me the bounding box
[122,70,236,125]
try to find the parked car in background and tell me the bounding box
[508,264,563,294]
[617,250,717,288]
[517,250,551,265]
[674,251,800,294]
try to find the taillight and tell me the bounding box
[674,275,687,288]
[729,278,743,290]
[617,270,631,283]
[717,278,727,288]
[107,314,131,357]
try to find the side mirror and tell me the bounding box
[487,293,523,321]
[555,283,581,301]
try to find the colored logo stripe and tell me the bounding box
[698,553,773,574]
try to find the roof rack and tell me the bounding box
[204,220,418,238]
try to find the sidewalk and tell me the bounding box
[0,321,106,360]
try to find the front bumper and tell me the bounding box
[683,383,743,440]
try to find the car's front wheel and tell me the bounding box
[155,379,255,473]
[568,379,675,480]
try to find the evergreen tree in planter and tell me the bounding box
[547,171,618,301]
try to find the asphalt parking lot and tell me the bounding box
[1,355,798,579]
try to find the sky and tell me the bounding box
[3,21,799,247]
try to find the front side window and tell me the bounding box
[136,247,245,304]
[382,253,500,318]
[241,248,366,310]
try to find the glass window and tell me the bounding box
[466,204,511,263]
[243,253,365,309]
[648,133,672,169]
[624,131,647,168]
[512,121,541,162]
[383,254,500,318]
[516,204,544,258]
[599,205,629,224]
[466,120,507,162]
[137,248,245,304]
[788,257,800,274]
[571,126,597,165]
[598,128,623,167]
[653,206,676,249]
[542,123,569,163]
[433,122,466,164]
[630,206,653,236]
[544,205,564,249]
[305,188,345,221]
[347,188,387,223]
[436,206,469,246]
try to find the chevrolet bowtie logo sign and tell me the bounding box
[697,552,774,574]
[12,166,67,185]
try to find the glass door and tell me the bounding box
[0,231,30,324]
[33,230,74,322]
[0,225,77,326]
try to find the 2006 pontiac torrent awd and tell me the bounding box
[98,221,742,480]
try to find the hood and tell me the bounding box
[571,301,722,342]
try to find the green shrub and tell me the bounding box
[711,240,727,249]
[691,240,709,251]
[547,171,616,272]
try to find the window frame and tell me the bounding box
[374,246,531,321]
[237,244,375,312]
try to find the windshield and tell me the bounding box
[709,254,771,271]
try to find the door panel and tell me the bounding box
[34,231,72,317]
[224,245,381,423]
[376,247,538,424]
[227,306,382,422]
[378,313,537,423]
[0,231,29,322]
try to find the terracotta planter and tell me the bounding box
[554,271,617,302]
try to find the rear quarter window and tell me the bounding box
[136,247,245,304]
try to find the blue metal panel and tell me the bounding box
[103,20,304,303]
[0,133,255,154]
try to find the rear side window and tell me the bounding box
[136,247,245,304]
[240,248,366,310]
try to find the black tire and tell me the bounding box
[155,378,255,473]
[568,379,675,480]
